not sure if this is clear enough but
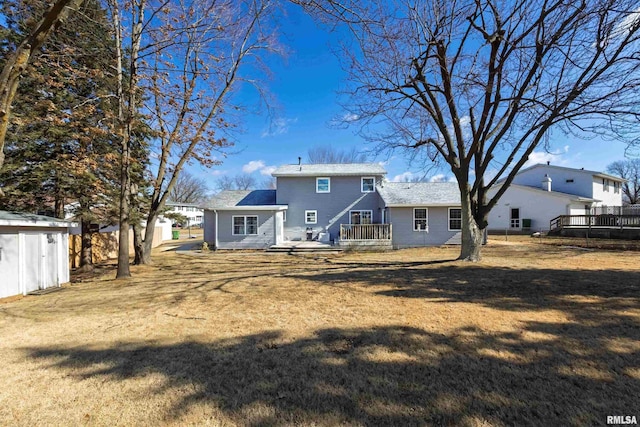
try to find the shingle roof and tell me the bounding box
[496,163,625,183]
[0,210,75,227]
[272,163,386,177]
[205,190,279,209]
[501,184,599,202]
[377,182,461,206]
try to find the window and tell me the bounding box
[350,210,372,225]
[232,216,258,235]
[613,181,620,194]
[603,178,610,192]
[305,210,317,224]
[361,177,375,193]
[316,177,330,193]
[448,208,462,230]
[413,208,428,231]
[510,208,520,228]
[283,210,287,222]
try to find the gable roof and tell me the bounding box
[204,190,285,211]
[0,210,75,228]
[272,163,386,177]
[496,163,625,183]
[377,182,461,207]
[488,184,599,202]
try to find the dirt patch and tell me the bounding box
[0,240,638,426]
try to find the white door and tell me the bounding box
[0,233,21,298]
[43,232,59,288]
[23,233,42,293]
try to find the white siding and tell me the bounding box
[487,186,572,232]
[591,176,624,207]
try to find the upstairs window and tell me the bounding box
[316,177,330,193]
[448,208,462,230]
[361,177,375,193]
[613,181,620,194]
[603,178,610,192]
[413,208,428,232]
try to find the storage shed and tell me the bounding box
[0,211,74,299]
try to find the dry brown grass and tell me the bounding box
[1,239,639,426]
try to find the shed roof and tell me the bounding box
[272,163,386,177]
[0,211,75,228]
[204,190,285,210]
[495,163,625,183]
[378,182,461,206]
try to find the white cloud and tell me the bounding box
[342,113,359,122]
[391,171,418,182]
[260,166,277,176]
[209,170,225,176]
[429,174,447,183]
[261,117,298,137]
[243,160,266,174]
[523,146,569,168]
[242,160,277,176]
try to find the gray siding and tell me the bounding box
[215,210,275,249]
[276,175,384,241]
[203,210,216,245]
[388,207,461,247]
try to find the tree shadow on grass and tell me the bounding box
[25,322,639,426]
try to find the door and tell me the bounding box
[43,232,59,288]
[23,233,42,293]
[510,208,520,228]
[0,233,21,298]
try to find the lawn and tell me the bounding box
[0,240,638,426]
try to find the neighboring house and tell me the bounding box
[202,163,462,250]
[0,211,75,299]
[487,163,625,233]
[165,202,204,227]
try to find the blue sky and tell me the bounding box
[189,4,633,188]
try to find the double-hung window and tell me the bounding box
[232,216,258,235]
[448,208,462,231]
[305,210,317,224]
[316,177,330,193]
[361,177,375,193]
[613,181,620,194]
[413,208,428,231]
[603,178,610,192]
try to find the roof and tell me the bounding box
[488,184,599,202]
[377,182,461,206]
[0,211,76,228]
[272,163,387,177]
[496,163,625,183]
[166,201,202,207]
[204,190,286,210]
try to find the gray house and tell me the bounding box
[203,163,462,250]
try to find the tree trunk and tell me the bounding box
[132,222,144,265]
[139,210,157,265]
[458,187,484,262]
[116,150,131,278]
[0,0,83,178]
[79,218,94,273]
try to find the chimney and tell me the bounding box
[542,174,552,191]
[298,156,302,171]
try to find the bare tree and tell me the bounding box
[0,0,84,183]
[607,159,640,204]
[299,0,640,260]
[215,174,258,192]
[136,0,283,265]
[168,171,209,204]
[307,145,368,163]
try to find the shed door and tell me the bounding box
[0,233,21,298]
[23,233,42,293]
[43,232,59,288]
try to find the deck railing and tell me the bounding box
[340,224,392,240]
[550,214,640,231]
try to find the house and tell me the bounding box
[0,211,75,299]
[202,163,462,250]
[487,163,625,233]
[165,202,204,227]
